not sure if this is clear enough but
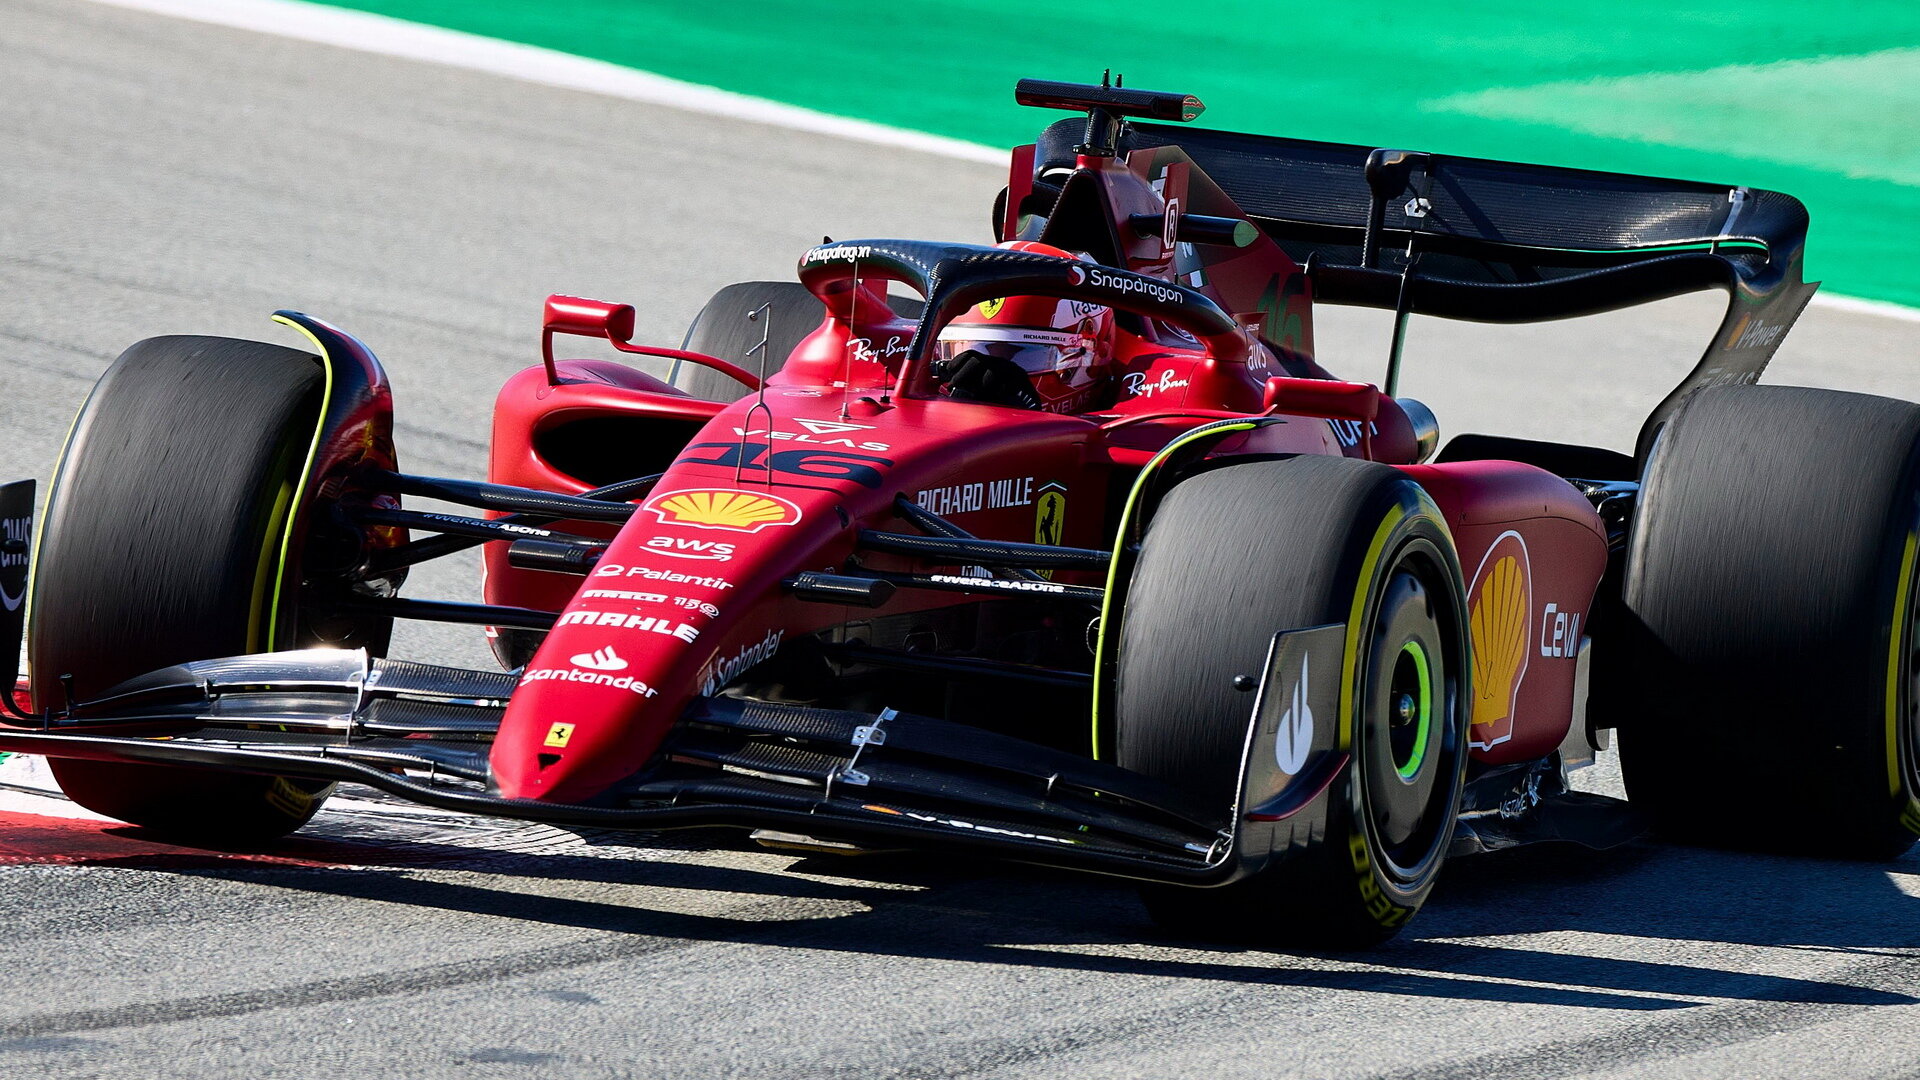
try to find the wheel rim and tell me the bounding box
[1361,547,1465,882]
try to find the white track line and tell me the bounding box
[85,0,1004,164]
[1808,292,1920,323]
[84,0,1920,324]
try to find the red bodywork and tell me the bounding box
[481,141,1607,803]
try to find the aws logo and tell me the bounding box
[645,489,801,533]
[644,536,735,561]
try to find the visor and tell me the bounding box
[935,324,1082,348]
[937,337,1089,375]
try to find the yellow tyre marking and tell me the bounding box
[1340,506,1407,749]
[267,315,338,651]
[245,477,297,652]
[1886,529,1918,800]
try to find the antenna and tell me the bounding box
[735,302,774,486]
[840,259,859,420]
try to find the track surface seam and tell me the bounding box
[1368,952,1920,1080]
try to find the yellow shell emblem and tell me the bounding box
[1466,535,1531,747]
[648,489,801,533]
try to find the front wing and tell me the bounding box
[0,629,1350,885]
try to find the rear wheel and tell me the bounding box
[29,336,354,844]
[1605,385,1920,857]
[674,280,923,401]
[673,281,824,402]
[1114,456,1469,947]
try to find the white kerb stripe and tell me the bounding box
[1808,292,1920,324]
[85,0,1005,164]
[79,0,1920,322]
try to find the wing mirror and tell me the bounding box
[542,295,637,383]
[1262,377,1379,421]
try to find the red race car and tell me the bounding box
[4,78,1915,946]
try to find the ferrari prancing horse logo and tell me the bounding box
[1033,486,1066,547]
[1032,484,1067,580]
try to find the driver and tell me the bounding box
[933,241,1114,413]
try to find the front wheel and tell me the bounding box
[28,335,366,844]
[1114,456,1469,947]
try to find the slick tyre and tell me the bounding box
[674,280,923,402]
[28,336,342,845]
[1607,385,1920,857]
[1115,456,1469,947]
[674,282,825,402]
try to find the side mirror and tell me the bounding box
[542,295,637,383]
[544,295,635,342]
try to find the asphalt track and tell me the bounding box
[2,3,1919,1077]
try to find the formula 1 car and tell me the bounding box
[4,77,1916,946]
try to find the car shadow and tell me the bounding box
[151,821,1920,1013]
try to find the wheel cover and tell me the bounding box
[1361,548,1465,880]
[1392,640,1434,780]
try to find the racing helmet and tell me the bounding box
[934,241,1113,411]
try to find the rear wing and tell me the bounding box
[1033,118,1819,457]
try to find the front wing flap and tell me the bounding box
[0,627,1351,884]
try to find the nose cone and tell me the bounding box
[490,482,841,803]
[491,614,688,802]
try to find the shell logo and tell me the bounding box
[646,489,802,533]
[1466,531,1531,750]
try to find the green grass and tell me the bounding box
[320,0,1920,307]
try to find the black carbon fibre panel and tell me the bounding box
[667,728,1212,854]
[1035,118,1802,259]
[687,698,1215,828]
[362,697,503,738]
[676,735,842,781]
[367,659,520,702]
